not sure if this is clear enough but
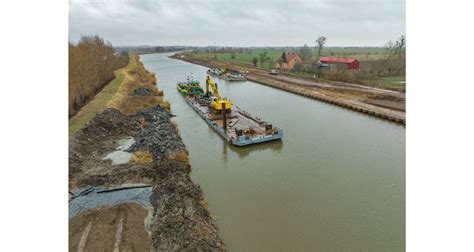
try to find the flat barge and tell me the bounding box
[207,68,247,81]
[177,76,283,146]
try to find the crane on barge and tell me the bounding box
[176,75,284,146]
[205,76,232,112]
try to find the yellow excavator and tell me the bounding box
[220,63,229,73]
[205,76,232,111]
[220,63,231,78]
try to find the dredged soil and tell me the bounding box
[69,88,225,250]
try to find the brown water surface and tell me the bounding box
[142,53,405,251]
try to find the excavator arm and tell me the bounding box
[206,76,222,100]
[205,76,231,111]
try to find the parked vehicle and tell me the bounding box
[269,69,279,75]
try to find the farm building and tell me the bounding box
[319,57,360,70]
[275,52,302,70]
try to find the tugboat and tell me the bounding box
[176,75,204,96]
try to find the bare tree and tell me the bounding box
[252,57,258,67]
[384,41,394,57]
[315,36,327,56]
[299,44,311,62]
[258,51,270,67]
[395,35,406,59]
[268,56,274,68]
[384,35,406,59]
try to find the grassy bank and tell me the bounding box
[378,76,406,91]
[107,53,169,115]
[69,35,128,116]
[69,53,169,136]
[68,67,126,136]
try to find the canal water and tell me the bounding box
[141,53,405,251]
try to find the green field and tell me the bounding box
[192,50,282,69]
[376,76,406,91]
[192,47,389,69]
[358,76,406,92]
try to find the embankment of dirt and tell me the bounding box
[151,160,224,250]
[69,54,225,251]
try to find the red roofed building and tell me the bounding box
[319,57,360,70]
[275,52,302,70]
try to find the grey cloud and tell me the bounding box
[69,0,405,46]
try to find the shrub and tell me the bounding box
[130,151,153,164]
[167,150,189,165]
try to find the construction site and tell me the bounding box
[64,49,407,251]
[69,54,225,251]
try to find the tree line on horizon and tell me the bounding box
[69,35,128,117]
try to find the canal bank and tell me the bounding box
[141,52,406,251]
[69,54,225,251]
[172,54,405,125]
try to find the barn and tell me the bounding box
[319,57,360,70]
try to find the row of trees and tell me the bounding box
[69,35,128,116]
[116,46,195,54]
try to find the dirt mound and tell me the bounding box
[69,106,184,186]
[132,87,155,96]
[69,108,141,178]
[72,163,156,187]
[75,108,140,139]
[69,105,225,250]
[150,160,224,251]
[69,203,152,251]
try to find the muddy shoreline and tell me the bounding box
[69,55,225,251]
[171,54,405,125]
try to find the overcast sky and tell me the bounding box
[69,0,405,47]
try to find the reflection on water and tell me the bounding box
[141,53,405,251]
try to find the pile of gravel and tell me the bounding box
[132,87,155,96]
[128,106,185,161]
